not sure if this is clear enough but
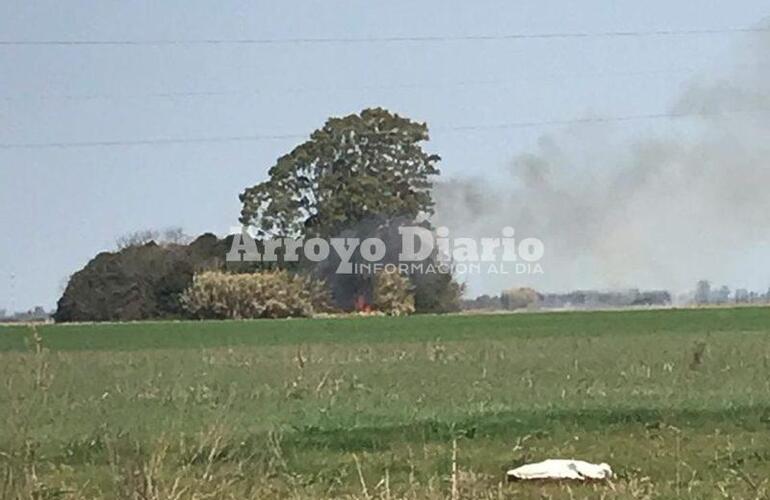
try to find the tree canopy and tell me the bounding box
[239,108,440,238]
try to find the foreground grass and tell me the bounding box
[1,308,769,498]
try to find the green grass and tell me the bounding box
[2,306,769,352]
[1,307,769,498]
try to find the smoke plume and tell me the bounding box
[433,28,770,297]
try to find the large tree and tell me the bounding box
[239,108,440,238]
[239,108,461,313]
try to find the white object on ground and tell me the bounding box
[507,459,613,481]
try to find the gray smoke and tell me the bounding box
[433,28,770,296]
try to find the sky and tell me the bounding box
[1,1,769,311]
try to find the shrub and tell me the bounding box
[412,270,464,313]
[180,270,331,319]
[54,234,230,322]
[54,233,269,323]
[373,270,415,316]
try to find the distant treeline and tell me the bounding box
[0,306,50,323]
[462,288,672,311]
[692,280,770,306]
[464,282,770,312]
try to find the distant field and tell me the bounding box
[1,308,769,499]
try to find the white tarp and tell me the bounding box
[507,459,613,481]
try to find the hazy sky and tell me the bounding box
[1,1,769,310]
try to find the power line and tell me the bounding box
[3,64,764,103]
[1,26,769,47]
[1,108,765,151]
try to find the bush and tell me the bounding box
[180,270,331,319]
[412,270,464,314]
[54,234,230,322]
[54,233,268,323]
[373,270,415,316]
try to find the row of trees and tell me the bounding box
[462,288,673,311]
[461,288,542,311]
[55,108,462,322]
[693,280,770,305]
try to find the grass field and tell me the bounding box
[1,308,769,499]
